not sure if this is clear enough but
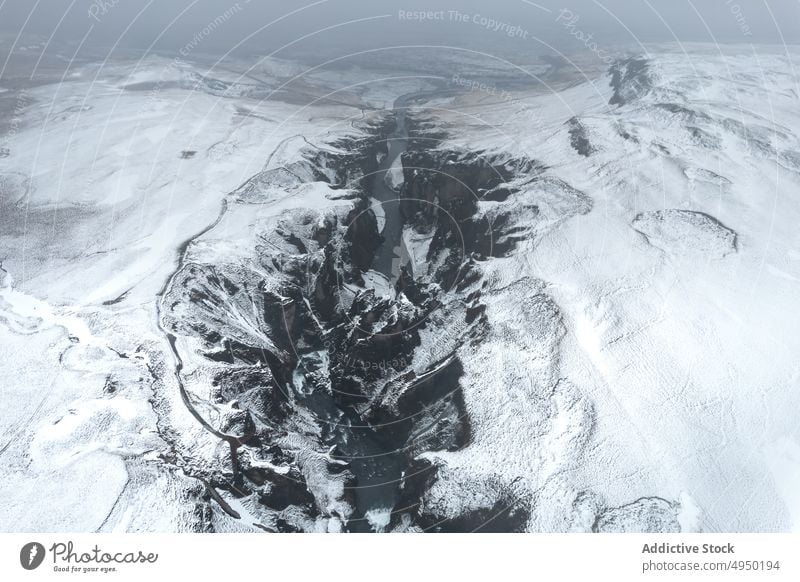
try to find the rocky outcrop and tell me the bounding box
[157,105,544,532]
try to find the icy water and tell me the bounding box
[369,92,413,281]
[295,363,405,533]
[298,92,421,531]
[299,88,454,531]
[369,86,453,280]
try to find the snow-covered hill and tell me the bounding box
[1,46,798,533]
[410,46,800,533]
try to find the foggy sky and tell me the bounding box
[0,0,798,63]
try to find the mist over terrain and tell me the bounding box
[1,0,799,536]
[0,0,798,64]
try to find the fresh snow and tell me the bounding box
[410,46,800,532]
[1,45,799,532]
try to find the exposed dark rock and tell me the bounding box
[609,58,652,106]
[593,497,681,533]
[568,116,596,157]
[654,103,710,123]
[157,100,545,532]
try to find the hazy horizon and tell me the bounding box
[0,0,798,66]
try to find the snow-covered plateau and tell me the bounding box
[0,46,799,533]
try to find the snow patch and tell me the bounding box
[365,507,392,532]
[384,155,404,190]
[632,209,737,258]
[677,492,703,533]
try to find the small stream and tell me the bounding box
[160,85,455,532]
[292,349,405,532]
[291,92,418,532]
[293,88,451,531]
[369,92,413,281]
[369,86,453,280]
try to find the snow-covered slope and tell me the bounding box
[0,55,396,532]
[1,45,799,533]
[407,46,800,532]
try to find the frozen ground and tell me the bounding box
[411,45,800,532]
[0,45,798,532]
[0,54,399,532]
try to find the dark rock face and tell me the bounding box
[609,58,652,106]
[343,198,384,272]
[211,366,285,425]
[400,148,539,220]
[568,117,596,157]
[157,109,543,532]
[399,138,544,275]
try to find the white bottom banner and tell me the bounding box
[1,534,797,581]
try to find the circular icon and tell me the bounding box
[19,542,45,570]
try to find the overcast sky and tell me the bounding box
[0,0,798,62]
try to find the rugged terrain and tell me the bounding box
[1,45,799,532]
